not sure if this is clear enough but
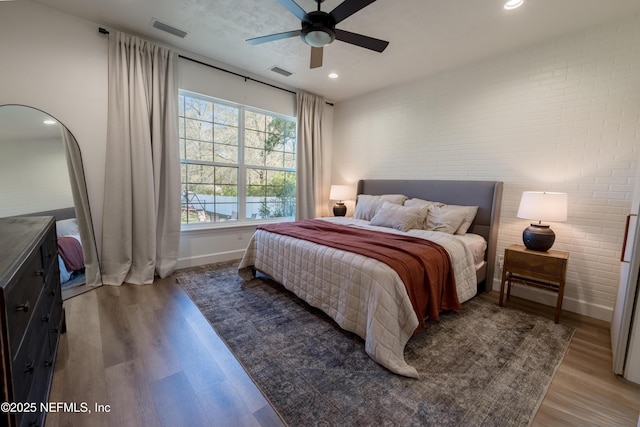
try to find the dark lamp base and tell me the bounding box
[333,202,347,217]
[522,224,556,251]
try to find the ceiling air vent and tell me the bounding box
[151,18,188,38]
[270,66,293,77]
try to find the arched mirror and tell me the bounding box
[0,104,102,298]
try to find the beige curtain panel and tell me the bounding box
[296,91,325,220]
[101,31,181,285]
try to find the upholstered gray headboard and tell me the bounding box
[357,179,503,292]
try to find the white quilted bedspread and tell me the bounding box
[238,217,479,378]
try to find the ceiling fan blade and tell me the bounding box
[330,0,378,24]
[334,28,389,52]
[246,29,301,45]
[310,47,323,69]
[276,0,308,21]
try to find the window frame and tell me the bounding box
[178,89,297,230]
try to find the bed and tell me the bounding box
[238,179,503,378]
[25,207,86,288]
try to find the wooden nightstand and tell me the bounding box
[499,244,569,323]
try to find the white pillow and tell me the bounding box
[446,205,479,234]
[370,202,427,232]
[426,206,467,234]
[403,198,443,229]
[354,194,408,221]
[56,218,79,237]
[404,198,444,209]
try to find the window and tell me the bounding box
[178,90,296,226]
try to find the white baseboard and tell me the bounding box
[491,278,612,322]
[176,250,245,270]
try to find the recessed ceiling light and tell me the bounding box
[328,73,339,79]
[43,119,57,125]
[504,0,524,10]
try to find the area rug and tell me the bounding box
[175,261,575,427]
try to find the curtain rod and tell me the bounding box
[98,27,334,107]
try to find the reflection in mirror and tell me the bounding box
[0,105,102,298]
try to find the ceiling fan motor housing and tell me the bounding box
[301,11,336,47]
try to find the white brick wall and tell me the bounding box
[332,17,640,321]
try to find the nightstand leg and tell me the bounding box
[499,270,508,307]
[554,279,566,323]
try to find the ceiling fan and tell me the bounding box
[246,0,389,69]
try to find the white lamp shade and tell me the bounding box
[329,185,352,201]
[517,191,568,222]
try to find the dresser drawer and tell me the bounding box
[43,277,63,352]
[4,250,46,355]
[40,226,57,274]
[10,296,48,403]
[16,341,54,427]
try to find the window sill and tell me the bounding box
[180,217,294,234]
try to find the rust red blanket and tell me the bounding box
[57,236,84,272]
[258,219,460,330]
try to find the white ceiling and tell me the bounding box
[31,0,640,102]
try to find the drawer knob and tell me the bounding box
[24,360,35,374]
[35,270,44,277]
[41,315,50,323]
[44,358,53,367]
[16,301,30,312]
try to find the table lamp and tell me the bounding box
[517,191,568,251]
[329,185,351,216]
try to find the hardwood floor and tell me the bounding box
[481,292,640,426]
[47,276,640,427]
[46,276,284,427]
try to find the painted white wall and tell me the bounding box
[332,17,640,321]
[0,137,73,217]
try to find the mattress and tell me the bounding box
[238,217,482,378]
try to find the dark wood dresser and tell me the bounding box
[0,216,65,427]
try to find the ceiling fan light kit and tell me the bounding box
[303,28,335,48]
[246,0,389,69]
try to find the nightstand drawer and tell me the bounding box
[505,249,567,282]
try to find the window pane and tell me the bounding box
[184,119,213,142]
[245,129,265,148]
[284,152,295,169]
[266,150,284,168]
[185,140,213,162]
[245,110,266,131]
[181,164,239,224]
[246,168,296,219]
[214,143,237,164]
[185,98,213,121]
[215,166,238,186]
[214,103,239,126]
[179,90,296,226]
[244,147,265,166]
[214,124,238,146]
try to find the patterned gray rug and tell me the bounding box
[175,261,574,427]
